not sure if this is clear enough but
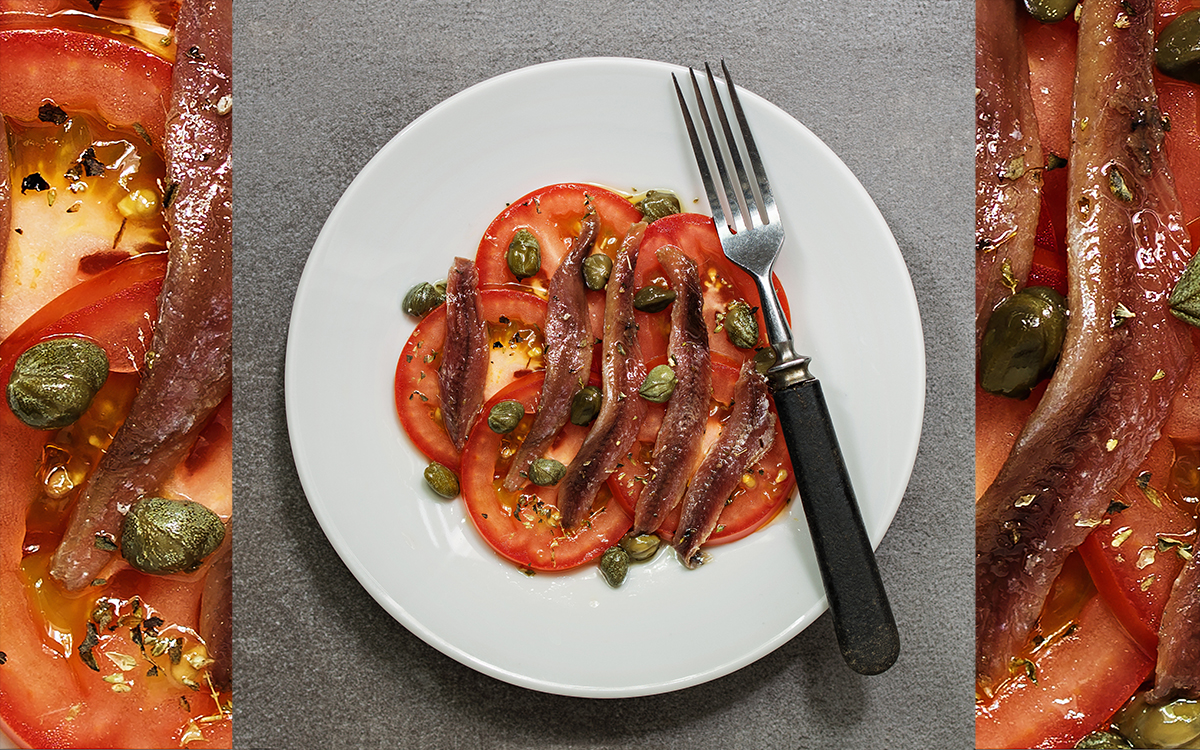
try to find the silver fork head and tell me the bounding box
[673,61,794,358]
[672,62,783,255]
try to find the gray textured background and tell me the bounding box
[232,1,975,747]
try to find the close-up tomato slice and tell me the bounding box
[0,252,165,382]
[1,3,232,748]
[976,556,1156,750]
[474,182,646,342]
[637,212,789,366]
[0,26,172,138]
[0,275,231,748]
[608,355,795,545]
[395,288,548,471]
[459,372,632,571]
[475,182,645,288]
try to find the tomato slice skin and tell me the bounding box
[0,28,171,137]
[395,289,548,470]
[460,372,632,570]
[0,252,166,384]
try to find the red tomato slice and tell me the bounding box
[0,252,165,383]
[395,289,548,470]
[976,596,1155,749]
[1027,245,1067,296]
[0,27,171,137]
[637,212,790,367]
[475,183,644,285]
[1077,434,1196,656]
[459,372,632,570]
[474,182,645,343]
[0,272,229,750]
[1022,15,1077,165]
[976,554,1155,749]
[608,356,795,544]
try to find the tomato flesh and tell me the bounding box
[460,373,632,570]
[0,276,231,749]
[0,27,171,136]
[977,594,1155,749]
[0,252,165,383]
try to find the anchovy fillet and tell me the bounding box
[975,0,1042,355]
[502,214,598,491]
[976,0,1194,691]
[50,0,233,591]
[632,245,710,534]
[1153,552,1200,701]
[558,222,648,530]
[675,359,774,568]
[439,256,488,452]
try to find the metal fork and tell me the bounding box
[673,62,900,675]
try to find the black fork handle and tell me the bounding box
[772,377,900,675]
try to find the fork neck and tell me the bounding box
[750,272,815,388]
[767,343,813,389]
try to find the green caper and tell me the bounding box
[7,338,108,429]
[1115,694,1200,749]
[569,385,602,425]
[1157,10,1200,85]
[1074,731,1133,750]
[120,497,226,576]
[639,364,677,403]
[507,228,541,279]
[633,285,676,313]
[638,190,681,223]
[424,461,460,498]
[598,546,630,587]
[752,346,777,375]
[619,533,661,562]
[527,457,566,487]
[487,399,525,434]
[1023,0,1077,24]
[723,300,760,349]
[582,253,614,291]
[979,286,1068,399]
[402,281,446,318]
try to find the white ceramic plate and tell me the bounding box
[285,57,925,697]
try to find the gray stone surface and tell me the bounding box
[232,1,975,747]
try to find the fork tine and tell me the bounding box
[685,66,745,234]
[672,73,727,236]
[704,62,758,228]
[721,60,781,227]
